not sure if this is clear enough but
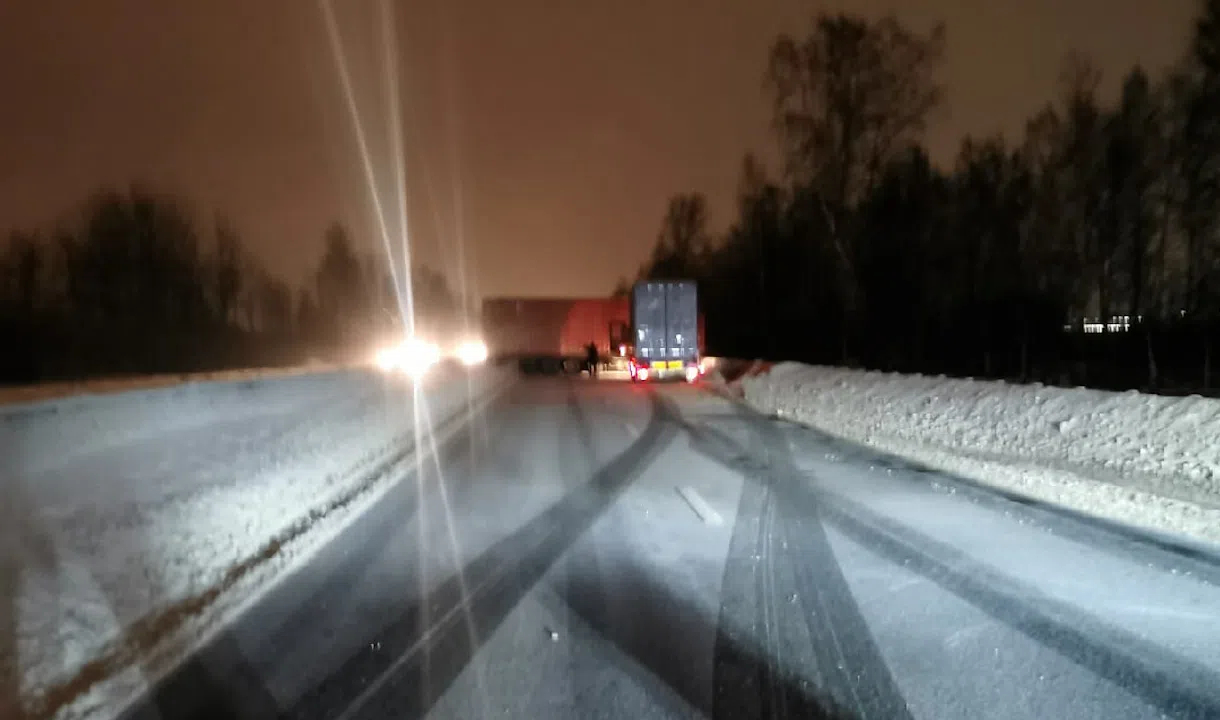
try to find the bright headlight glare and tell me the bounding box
[401,338,440,378]
[374,345,402,371]
[457,340,489,366]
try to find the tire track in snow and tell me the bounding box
[678,402,910,720]
[696,402,1220,720]
[815,490,1220,719]
[749,410,913,720]
[284,387,676,720]
[119,386,524,720]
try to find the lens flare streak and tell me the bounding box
[317,0,410,329]
[378,0,416,335]
[318,0,487,714]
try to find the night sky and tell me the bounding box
[0,0,1196,298]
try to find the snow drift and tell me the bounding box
[2,365,514,718]
[0,361,346,409]
[739,363,1220,546]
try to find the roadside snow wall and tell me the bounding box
[740,362,1220,546]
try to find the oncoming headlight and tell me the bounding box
[401,338,441,378]
[457,340,489,366]
[374,345,403,372]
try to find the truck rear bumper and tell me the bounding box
[628,359,701,383]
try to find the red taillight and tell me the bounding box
[637,367,650,381]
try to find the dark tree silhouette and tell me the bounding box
[766,13,946,363]
[644,193,711,281]
[314,223,366,350]
[210,218,243,327]
[0,232,50,381]
[635,3,1220,393]
[61,189,212,373]
[0,190,395,381]
[410,264,461,338]
[13,3,1220,393]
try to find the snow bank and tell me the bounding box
[702,357,773,387]
[2,365,514,718]
[740,363,1220,545]
[0,361,347,409]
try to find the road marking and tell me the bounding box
[677,486,723,526]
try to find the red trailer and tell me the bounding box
[559,297,631,359]
[482,297,627,365]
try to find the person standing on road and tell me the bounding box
[585,342,599,379]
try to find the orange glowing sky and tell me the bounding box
[0,0,1197,297]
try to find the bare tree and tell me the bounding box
[410,265,460,337]
[314,223,365,346]
[646,193,711,280]
[1,231,45,315]
[767,13,944,362]
[1103,67,1160,322]
[211,218,243,326]
[1178,0,1220,385]
[1053,54,1108,321]
[259,275,293,335]
[767,15,944,212]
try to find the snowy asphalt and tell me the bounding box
[120,377,1220,720]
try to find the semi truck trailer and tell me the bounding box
[628,279,702,383]
[481,296,630,374]
[482,281,703,379]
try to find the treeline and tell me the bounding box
[640,0,1220,392]
[0,188,460,384]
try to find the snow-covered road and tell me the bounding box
[1,365,513,718]
[692,408,1220,719]
[112,378,1220,720]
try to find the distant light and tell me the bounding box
[619,344,626,356]
[457,340,489,366]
